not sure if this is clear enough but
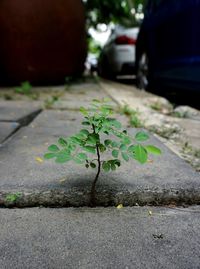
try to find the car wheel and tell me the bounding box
[137,54,149,90]
[98,57,114,80]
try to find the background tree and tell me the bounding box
[83,0,146,29]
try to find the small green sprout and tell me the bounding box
[44,95,59,109]
[5,192,22,203]
[15,81,32,95]
[44,99,161,205]
[121,105,143,128]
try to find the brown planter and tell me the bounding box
[0,0,87,85]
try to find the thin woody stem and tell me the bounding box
[90,124,101,205]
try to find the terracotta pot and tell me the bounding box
[0,0,87,85]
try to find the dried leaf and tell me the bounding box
[148,210,153,216]
[35,157,43,163]
[59,178,67,184]
[116,204,123,209]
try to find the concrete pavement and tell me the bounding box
[0,206,200,269]
[0,109,199,207]
[0,80,199,207]
[0,78,200,269]
[100,79,200,171]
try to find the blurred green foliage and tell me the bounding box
[83,0,146,28]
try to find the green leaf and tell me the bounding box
[114,159,121,167]
[120,144,127,151]
[127,145,136,158]
[112,130,123,139]
[77,153,88,160]
[82,146,96,154]
[90,162,96,168]
[111,141,119,148]
[121,152,129,162]
[123,136,131,145]
[5,192,21,202]
[79,129,89,136]
[133,145,148,164]
[111,119,122,129]
[58,138,68,147]
[110,163,116,171]
[108,160,118,171]
[70,136,82,144]
[87,133,99,145]
[103,118,113,128]
[68,144,76,151]
[82,121,90,126]
[44,153,57,159]
[55,152,71,163]
[22,81,32,91]
[128,145,135,153]
[80,106,88,116]
[112,150,119,158]
[135,132,149,142]
[145,145,162,155]
[104,139,112,146]
[99,144,106,153]
[73,157,85,164]
[48,144,59,152]
[105,118,121,129]
[102,161,110,172]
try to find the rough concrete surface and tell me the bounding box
[0,101,41,125]
[0,121,20,144]
[51,81,112,110]
[0,206,200,269]
[0,110,199,207]
[173,118,200,149]
[100,79,200,171]
[0,79,199,269]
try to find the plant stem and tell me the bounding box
[90,124,101,206]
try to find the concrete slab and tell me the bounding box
[100,79,200,172]
[0,121,20,144]
[50,82,116,110]
[0,101,41,125]
[173,118,200,149]
[0,110,199,207]
[0,206,200,269]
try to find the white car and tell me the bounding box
[98,26,139,79]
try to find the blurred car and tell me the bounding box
[98,26,139,79]
[135,0,200,96]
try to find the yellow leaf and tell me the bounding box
[59,178,67,184]
[148,159,154,163]
[116,204,123,209]
[35,157,43,163]
[148,210,153,216]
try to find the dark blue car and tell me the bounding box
[136,0,200,98]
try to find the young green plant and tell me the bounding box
[15,81,32,95]
[44,99,161,205]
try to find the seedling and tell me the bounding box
[15,81,32,95]
[44,95,59,109]
[44,99,161,205]
[121,105,143,128]
[5,192,22,203]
